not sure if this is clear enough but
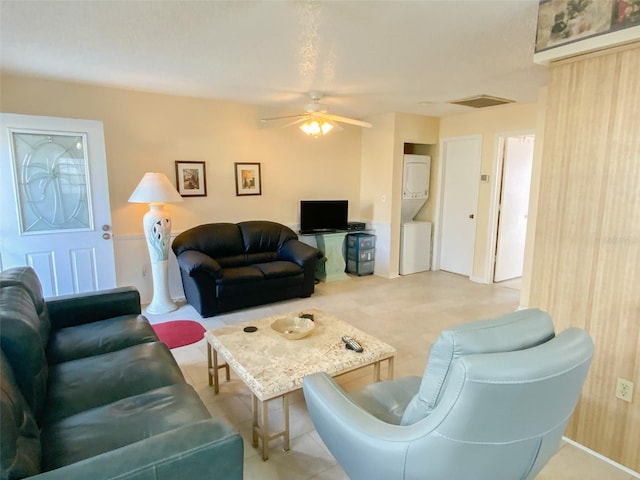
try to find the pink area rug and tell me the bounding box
[152,320,206,349]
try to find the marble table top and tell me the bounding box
[205,309,396,401]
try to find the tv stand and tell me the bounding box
[301,231,348,282]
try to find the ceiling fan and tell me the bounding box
[260,91,372,137]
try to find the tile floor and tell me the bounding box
[149,271,637,480]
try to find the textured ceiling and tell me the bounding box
[0,0,548,119]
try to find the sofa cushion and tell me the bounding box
[46,314,158,365]
[172,223,244,259]
[217,254,251,268]
[0,286,49,418]
[217,274,303,298]
[246,251,279,265]
[44,342,186,424]
[217,266,264,285]
[0,266,47,318]
[40,383,211,470]
[0,351,41,480]
[0,285,49,349]
[400,309,555,425]
[45,287,142,330]
[238,220,297,253]
[253,261,303,279]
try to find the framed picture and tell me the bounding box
[534,0,640,61]
[234,162,262,196]
[535,0,613,53]
[175,161,207,197]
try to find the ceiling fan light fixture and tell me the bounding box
[300,119,333,137]
[261,92,369,134]
[320,121,333,135]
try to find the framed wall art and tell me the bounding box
[534,0,640,64]
[234,162,262,196]
[175,161,207,197]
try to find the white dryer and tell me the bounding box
[401,154,431,222]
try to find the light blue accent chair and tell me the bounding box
[302,309,594,480]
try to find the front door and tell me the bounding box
[0,113,116,296]
[438,136,481,276]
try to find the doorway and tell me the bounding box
[492,134,535,286]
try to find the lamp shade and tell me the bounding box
[128,172,183,204]
[300,120,334,136]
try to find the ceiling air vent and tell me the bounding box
[449,95,515,108]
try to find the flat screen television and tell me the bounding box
[300,200,348,234]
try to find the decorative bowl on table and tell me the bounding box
[271,316,315,340]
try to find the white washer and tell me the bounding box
[400,221,432,275]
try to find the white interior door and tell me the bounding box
[494,135,534,282]
[0,113,116,297]
[439,136,481,276]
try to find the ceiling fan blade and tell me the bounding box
[322,114,372,128]
[260,113,309,123]
[282,117,311,128]
[328,121,344,133]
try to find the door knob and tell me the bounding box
[103,233,111,240]
[469,214,475,219]
[102,224,111,231]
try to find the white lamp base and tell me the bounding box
[146,259,178,314]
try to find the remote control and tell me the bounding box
[342,335,364,353]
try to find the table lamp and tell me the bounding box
[128,172,183,314]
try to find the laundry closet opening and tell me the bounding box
[400,143,436,275]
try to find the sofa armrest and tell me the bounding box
[279,239,322,266]
[30,419,243,480]
[176,250,223,278]
[46,287,142,330]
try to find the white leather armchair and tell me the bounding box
[302,310,594,480]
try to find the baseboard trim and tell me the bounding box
[562,436,640,478]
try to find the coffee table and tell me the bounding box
[205,309,396,460]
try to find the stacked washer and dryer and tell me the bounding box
[400,154,432,275]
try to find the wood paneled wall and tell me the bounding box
[530,43,640,471]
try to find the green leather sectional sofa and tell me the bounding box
[0,266,243,480]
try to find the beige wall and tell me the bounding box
[360,113,396,225]
[439,103,538,281]
[1,74,363,291]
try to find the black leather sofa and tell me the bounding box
[0,266,243,480]
[172,220,321,317]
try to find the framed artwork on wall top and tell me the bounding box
[235,162,262,196]
[175,161,207,197]
[534,0,640,59]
